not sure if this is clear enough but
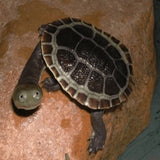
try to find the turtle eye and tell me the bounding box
[19,92,27,102]
[33,90,41,99]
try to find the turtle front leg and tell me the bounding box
[89,110,106,153]
[12,42,45,110]
[42,77,61,92]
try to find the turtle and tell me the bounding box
[12,17,133,153]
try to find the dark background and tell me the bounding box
[118,1,160,160]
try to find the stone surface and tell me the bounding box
[119,1,160,159]
[0,0,156,160]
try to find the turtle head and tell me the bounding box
[12,84,43,110]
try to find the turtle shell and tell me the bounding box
[40,17,133,109]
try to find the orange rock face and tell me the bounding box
[0,0,156,160]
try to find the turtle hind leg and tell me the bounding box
[42,77,61,92]
[89,110,106,154]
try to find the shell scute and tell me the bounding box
[89,98,99,109]
[57,27,81,49]
[51,20,63,26]
[100,99,110,109]
[60,79,68,88]
[94,27,102,33]
[45,25,57,34]
[125,53,132,64]
[88,71,104,94]
[115,60,128,76]
[50,66,60,78]
[87,46,115,75]
[105,77,120,95]
[62,18,73,24]
[114,69,127,88]
[119,43,129,52]
[41,33,52,42]
[71,63,90,85]
[76,39,95,60]
[44,56,53,66]
[71,18,81,23]
[67,87,76,97]
[73,24,93,38]
[106,45,121,59]
[94,33,109,47]
[77,93,87,104]
[42,44,53,55]
[95,49,115,75]
[111,36,120,44]
[57,49,77,72]
[111,98,121,107]
[124,86,132,96]
[129,65,133,75]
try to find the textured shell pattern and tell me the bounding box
[40,18,133,110]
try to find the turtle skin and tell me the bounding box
[12,18,133,154]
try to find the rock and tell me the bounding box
[0,0,156,160]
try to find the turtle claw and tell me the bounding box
[88,133,104,154]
